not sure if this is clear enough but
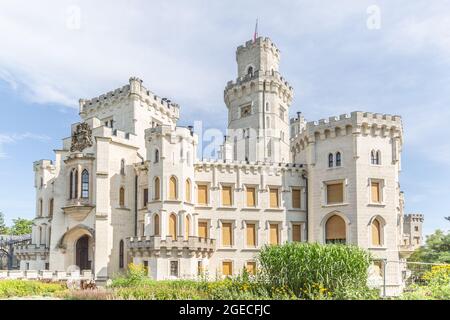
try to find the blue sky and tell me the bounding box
[0,0,449,235]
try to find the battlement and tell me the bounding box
[225,69,293,92]
[79,77,180,121]
[404,213,424,222]
[292,111,403,141]
[145,125,198,144]
[195,159,304,171]
[33,159,54,171]
[237,37,280,56]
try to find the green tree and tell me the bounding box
[409,229,450,264]
[9,218,32,235]
[0,211,9,235]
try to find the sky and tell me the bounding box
[0,0,449,235]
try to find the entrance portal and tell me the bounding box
[75,235,90,270]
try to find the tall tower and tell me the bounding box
[224,37,294,163]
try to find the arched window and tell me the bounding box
[185,179,192,202]
[371,218,382,246]
[169,214,177,240]
[154,214,160,236]
[371,150,381,165]
[185,215,190,239]
[81,170,89,198]
[376,150,381,165]
[69,170,73,199]
[154,177,160,200]
[120,159,125,175]
[169,176,177,200]
[328,153,334,168]
[74,170,78,199]
[247,66,253,77]
[154,149,160,163]
[119,240,124,269]
[38,199,43,217]
[49,198,54,218]
[335,152,342,167]
[325,215,346,244]
[119,187,125,206]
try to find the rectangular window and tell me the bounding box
[292,189,301,208]
[222,223,232,246]
[197,261,204,276]
[143,188,148,207]
[222,261,232,276]
[222,186,232,206]
[246,223,256,247]
[246,261,256,275]
[170,261,178,277]
[246,187,256,207]
[197,185,208,205]
[327,183,344,204]
[371,182,381,203]
[292,224,302,242]
[269,224,279,245]
[269,188,279,208]
[198,221,208,239]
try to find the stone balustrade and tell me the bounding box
[127,236,216,256]
[0,270,93,281]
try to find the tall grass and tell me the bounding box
[258,242,377,299]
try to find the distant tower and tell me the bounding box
[224,37,294,163]
[403,214,424,247]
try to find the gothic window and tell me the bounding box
[154,177,160,200]
[169,214,177,240]
[74,170,78,198]
[38,199,43,217]
[371,150,381,165]
[292,224,302,242]
[325,215,346,244]
[154,214,160,236]
[81,170,89,198]
[335,152,342,167]
[169,176,177,200]
[185,179,192,202]
[328,153,334,167]
[119,187,125,206]
[247,66,254,77]
[143,188,148,207]
[69,170,73,199]
[49,198,54,218]
[120,159,125,175]
[154,149,160,163]
[119,240,124,269]
[371,218,382,246]
[376,150,381,165]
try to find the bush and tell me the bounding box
[111,263,152,288]
[402,265,450,300]
[0,280,66,298]
[257,242,377,299]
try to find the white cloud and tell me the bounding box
[0,132,51,159]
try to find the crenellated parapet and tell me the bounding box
[79,77,180,122]
[291,111,403,148]
[145,125,198,145]
[194,159,305,175]
[236,37,280,60]
[404,213,424,223]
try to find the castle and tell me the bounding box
[14,37,423,295]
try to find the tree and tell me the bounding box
[409,229,450,264]
[0,211,9,235]
[9,218,32,235]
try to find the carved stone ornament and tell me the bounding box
[70,122,93,152]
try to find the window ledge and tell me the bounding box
[327,166,343,171]
[369,246,387,251]
[195,205,213,210]
[242,207,261,211]
[217,206,237,211]
[242,247,260,252]
[116,207,131,211]
[368,203,386,207]
[165,200,182,204]
[265,208,284,212]
[217,247,238,252]
[322,203,349,208]
[183,202,195,206]
[288,208,304,212]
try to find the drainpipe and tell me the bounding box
[302,170,308,241]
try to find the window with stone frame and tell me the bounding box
[326,183,344,204]
[241,105,252,118]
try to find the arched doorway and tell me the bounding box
[76,235,90,270]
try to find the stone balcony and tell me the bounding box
[14,244,49,260]
[399,244,416,258]
[62,198,95,221]
[127,236,216,257]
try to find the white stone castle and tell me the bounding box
[15,37,423,295]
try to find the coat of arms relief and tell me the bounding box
[70,122,93,152]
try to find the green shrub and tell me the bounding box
[402,265,450,300]
[0,280,66,298]
[257,242,377,299]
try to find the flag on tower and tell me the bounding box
[253,18,258,42]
